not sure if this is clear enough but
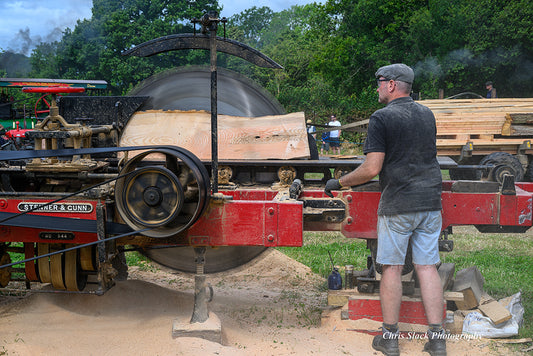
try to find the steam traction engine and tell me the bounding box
[1,13,532,323]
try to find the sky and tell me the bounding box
[0,0,319,56]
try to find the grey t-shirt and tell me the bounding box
[363,96,442,215]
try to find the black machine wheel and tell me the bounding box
[479,152,524,183]
[115,147,210,238]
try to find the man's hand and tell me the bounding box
[324,179,342,198]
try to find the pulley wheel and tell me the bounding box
[122,166,184,227]
[80,245,96,271]
[50,245,66,290]
[115,147,210,238]
[37,243,51,283]
[65,248,88,292]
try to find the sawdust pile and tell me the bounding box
[0,249,518,355]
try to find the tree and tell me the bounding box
[31,0,221,94]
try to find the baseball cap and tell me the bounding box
[375,63,414,84]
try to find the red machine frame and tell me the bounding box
[1,180,531,248]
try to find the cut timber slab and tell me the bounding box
[478,292,512,325]
[452,266,484,310]
[119,110,310,160]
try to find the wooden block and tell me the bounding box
[478,292,512,325]
[437,263,455,291]
[328,289,358,307]
[444,291,464,302]
[452,266,484,309]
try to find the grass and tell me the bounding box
[277,229,533,341]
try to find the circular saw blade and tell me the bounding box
[129,66,285,116]
[128,66,285,273]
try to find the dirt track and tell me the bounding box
[0,248,520,355]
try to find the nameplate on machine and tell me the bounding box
[17,202,94,214]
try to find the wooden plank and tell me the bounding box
[444,291,464,302]
[328,289,356,307]
[437,138,533,146]
[119,110,310,160]
[478,292,512,325]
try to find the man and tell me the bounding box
[485,81,497,98]
[325,63,446,356]
[328,115,342,154]
[307,119,317,139]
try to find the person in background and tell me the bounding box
[320,129,330,155]
[328,115,342,155]
[324,63,446,356]
[307,119,317,139]
[486,81,497,98]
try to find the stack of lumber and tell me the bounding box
[119,110,310,160]
[419,98,533,155]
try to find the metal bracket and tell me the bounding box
[459,141,474,161]
[517,140,531,169]
[500,174,516,196]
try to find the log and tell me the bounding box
[119,110,310,160]
[509,113,533,124]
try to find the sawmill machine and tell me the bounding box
[1,12,533,298]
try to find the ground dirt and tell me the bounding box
[0,248,522,356]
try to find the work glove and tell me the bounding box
[324,178,342,198]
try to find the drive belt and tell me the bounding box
[0,145,199,162]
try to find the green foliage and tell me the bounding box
[0,52,31,77]
[13,0,533,124]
